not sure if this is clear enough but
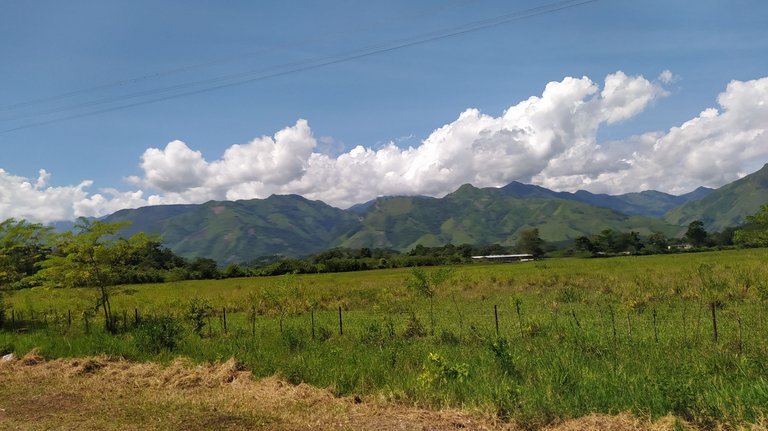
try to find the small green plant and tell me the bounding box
[282,325,306,352]
[418,352,469,387]
[185,297,213,336]
[407,267,453,335]
[402,312,426,338]
[489,337,522,380]
[134,315,184,353]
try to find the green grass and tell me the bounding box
[3,249,768,428]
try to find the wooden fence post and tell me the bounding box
[494,305,499,337]
[608,304,617,342]
[251,306,256,337]
[68,309,72,328]
[338,306,343,336]
[711,302,718,343]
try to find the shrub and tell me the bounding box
[402,313,427,338]
[282,325,305,352]
[134,315,184,353]
[418,352,469,387]
[489,337,522,380]
[185,297,213,337]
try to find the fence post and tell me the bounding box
[338,306,343,336]
[711,302,718,343]
[494,305,499,337]
[608,304,617,342]
[251,306,256,337]
[68,309,72,328]
[134,308,140,326]
[571,309,581,329]
[222,307,228,334]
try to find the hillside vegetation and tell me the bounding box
[666,163,768,231]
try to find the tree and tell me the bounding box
[516,228,544,256]
[574,236,597,254]
[734,204,768,247]
[685,220,708,247]
[597,229,618,253]
[0,219,52,289]
[616,231,643,253]
[646,231,669,252]
[407,267,453,335]
[36,218,134,332]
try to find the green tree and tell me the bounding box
[407,267,453,336]
[646,231,669,252]
[685,220,708,247]
[0,219,52,289]
[616,231,643,253]
[734,204,768,247]
[516,228,544,256]
[256,274,301,333]
[36,218,134,332]
[574,236,597,254]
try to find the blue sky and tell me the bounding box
[1,0,767,222]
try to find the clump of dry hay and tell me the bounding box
[541,413,695,431]
[19,348,43,366]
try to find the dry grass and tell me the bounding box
[1,352,762,431]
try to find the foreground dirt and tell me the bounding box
[0,351,750,431]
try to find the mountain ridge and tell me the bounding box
[96,166,768,264]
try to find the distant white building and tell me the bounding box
[470,254,535,262]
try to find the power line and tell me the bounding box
[1,0,598,134]
[0,0,479,114]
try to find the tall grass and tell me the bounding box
[2,248,768,428]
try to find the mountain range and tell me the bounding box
[102,164,768,264]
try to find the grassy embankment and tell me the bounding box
[2,249,768,428]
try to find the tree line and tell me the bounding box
[2,204,768,289]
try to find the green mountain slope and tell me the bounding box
[104,195,359,264]
[664,164,768,231]
[101,166,768,264]
[340,184,682,251]
[499,182,712,217]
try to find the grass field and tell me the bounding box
[2,249,768,429]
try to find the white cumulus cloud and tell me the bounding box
[0,169,147,223]
[2,71,767,223]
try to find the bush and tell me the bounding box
[134,315,184,353]
[402,313,427,338]
[185,297,213,336]
[282,325,305,352]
